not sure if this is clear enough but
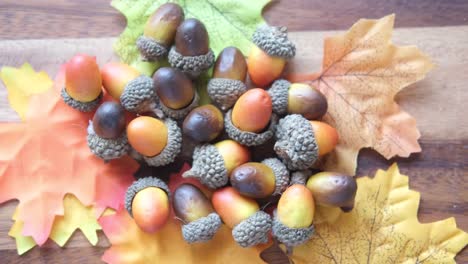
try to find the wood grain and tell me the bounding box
[0,24,467,262]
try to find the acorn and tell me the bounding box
[61,54,103,112]
[127,116,182,167]
[212,187,272,247]
[153,67,199,119]
[101,62,160,115]
[168,18,215,78]
[183,104,224,143]
[125,177,170,233]
[136,3,184,61]
[274,114,339,170]
[306,172,357,212]
[248,25,296,87]
[207,47,248,110]
[268,80,328,120]
[173,183,222,243]
[230,158,290,199]
[183,139,250,189]
[272,184,315,247]
[87,102,129,160]
[225,88,277,146]
[289,170,311,186]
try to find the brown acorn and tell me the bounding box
[183,104,224,143]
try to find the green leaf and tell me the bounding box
[111,0,269,76]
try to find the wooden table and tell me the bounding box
[0,1,467,263]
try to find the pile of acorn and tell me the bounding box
[61,3,357,250]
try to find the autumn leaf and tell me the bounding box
[111,0,269,75]
[289,14,434,175]
[290,164,468,264]
[0,65,138,245]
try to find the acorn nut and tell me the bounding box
[125,177,170,234]
[212,187,272,247]
[207,47,248,110]
[137,3,184,61]
[183,104,224,143]
[274,114,339,170]
[168,18,215,78]
[268,80,328,120]
[61,54,103,112]
[183,139,250,189]
[225,88,277,146]
[272,184,315,247]
[248,25,296,87]
[127,116,182,167]
[173,184,222,243]
[153,67,199,119]
[87,102,129,160]
[306,172,357,212]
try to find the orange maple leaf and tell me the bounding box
[0,66,138,245]
[289,14,434,175]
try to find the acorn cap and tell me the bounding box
[136,36,168,61]
[120,75,160,115]
[61,88,102,112]
[125,177,170,217]
[252,25,296,59]
[268,79,290,115]
[261,158,290,195]
[182,144,228,189]
[181,213,222,243]
[289,170,311,186]
[224,110,277,147]
[87,121,129,161]
[159,91,199,120]
[207,78,247,111]
[232,211,272,247]
[143,118,182,167]
[274,114,318,170]
[168,46,215,78]
[272,212,314,247]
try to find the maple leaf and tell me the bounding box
[289,15,434,175]
[111,0,269,75]
[0,65,138,245]
[288,164,468,264]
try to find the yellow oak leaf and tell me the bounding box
[289,14,434,175]
[290,164,468,264]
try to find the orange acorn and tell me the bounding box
[248,25,296,87]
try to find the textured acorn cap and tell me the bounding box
[125,177,170,217]
[61,88,102,112]
[274,114,318,170]
[168,46,215,79]
[207,78,247,111]
[289,170,311,186]
[272,212,314,247]
[142,118,182,167]
[268,79,290,115]
[159,91,199,120]
[261,158,290,195]
[87,121,129,161]
[181,213,222,243]
[224,110,277,147]
[182,144,228,189]
[136,36,168,61]
[120,75,161,115]
[252,25,296,59]
[232,211,272,247]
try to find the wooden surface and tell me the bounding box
[0,1,467,263]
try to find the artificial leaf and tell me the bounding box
[291,164,468,264]
[111,0,269,75]
[289,14,434,175]
[0,63,53,120]
[0,65,138,245]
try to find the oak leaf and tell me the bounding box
[289,15,434,175]
[290,164,468,264]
